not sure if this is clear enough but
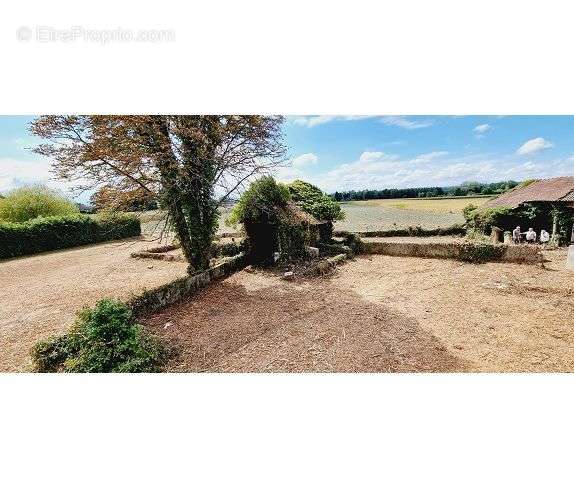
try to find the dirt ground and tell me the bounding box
[143,249,573,373]
[0,238,187,372]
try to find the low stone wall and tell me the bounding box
[302,253,349,276]
[361,241,543,264]
[334,224,465,239]
[129,253,247,316]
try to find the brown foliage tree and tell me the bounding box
[30,115,286,271]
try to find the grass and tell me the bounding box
[342,195,492,213]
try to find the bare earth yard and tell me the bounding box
[143,249,573,373]
[0,238,186,372]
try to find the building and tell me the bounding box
[482,176,574,243]
[481,176,574,209]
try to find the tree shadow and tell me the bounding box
[142,268,470,373]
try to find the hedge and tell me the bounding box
[0,213,141,259]
[333,223,466,238]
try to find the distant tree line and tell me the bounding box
[331,180,519,201]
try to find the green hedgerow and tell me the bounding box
[0,212,140,259]
[0,185,79,223]
[31,299,165,373]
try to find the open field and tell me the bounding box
[142,247,573,373]
[138,196,480,236]
[335,204,466,232]
[343,195,492,212]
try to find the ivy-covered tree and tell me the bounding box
[30,115,286,272]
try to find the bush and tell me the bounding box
[31,299,165,373]
[463,205,514,234]
[287,180,344,222]
[227,176,290,225]
[0,185,79,223]
[0,212,141,259]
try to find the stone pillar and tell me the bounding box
[491,226,502,244]
[567,245,574,270]
[503,231,512,244]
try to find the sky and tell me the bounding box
[1,115,573,201]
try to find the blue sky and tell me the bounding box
[1,115,573,201]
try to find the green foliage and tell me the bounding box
[228,176,291,225]
[0,212,140,259]
[31,299,164,373]
[332,180,519,201]
[287,180,344,222]
[463,205,514,234]
[458,242,505,263]
[0,185,79,223]
[215,241,244,257]
[551,206,574,245]
[462,203,478,221]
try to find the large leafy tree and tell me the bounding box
[30,115,285,272]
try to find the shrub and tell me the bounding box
[31,299,165,373]
[0,212,141,259]
[463,205,514,234]
[215,241,244,257]
[227,176,291,225]
[0,185,79,223]
[287,180,344,222]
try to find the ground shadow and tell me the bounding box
[142,268,470,373]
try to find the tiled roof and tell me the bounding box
[481,177,574,208]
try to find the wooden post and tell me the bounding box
[550,206,560,246]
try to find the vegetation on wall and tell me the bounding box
[228,176,291,225]
[228,176,320,263]
[463,202,574,244]
[32,299,164,373]
[0,212,141,259]
[0,185,79,223]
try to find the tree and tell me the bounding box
[287,180,344,222]
[30,115,285,272]
[90,185,158,212]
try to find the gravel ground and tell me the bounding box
[0,237,187,372]
[142,248,573,372]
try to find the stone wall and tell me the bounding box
[129,253,247,316]
[361,241,543,264]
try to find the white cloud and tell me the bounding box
[358,151,395,163]
[291,153,318,167]
[0,157,81,197]
[516,137,554,155]
[410,151,449,164]
[380,116,434,130]
[473,124,491,135]
[292,115,376,128]
[298,150,571,193]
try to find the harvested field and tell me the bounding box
[344,196,491,212]
[142,248,573,373]
[336,202,466,233]
[137,197,476,236]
